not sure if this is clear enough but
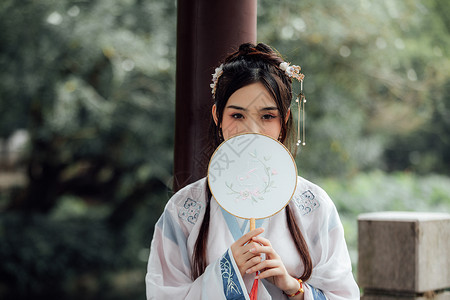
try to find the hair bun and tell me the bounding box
[238,43,256,54]
[255,43,273,54]
[238,43,273,56]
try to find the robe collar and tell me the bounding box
[220,207,265,241]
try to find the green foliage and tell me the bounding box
[258,0,450,176]
[0,0,449,298]
[0,213,116,298]
[0,0,175,298]
[0,187,167,299]
[0,0,176,212]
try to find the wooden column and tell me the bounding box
[173,0,257,191]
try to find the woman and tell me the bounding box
[146,43,359,299]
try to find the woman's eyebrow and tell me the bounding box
[226,105,247,111]
[226,105,278,111]
[260,106,278,111]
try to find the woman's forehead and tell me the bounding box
[226,82,277,109]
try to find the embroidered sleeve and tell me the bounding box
[292,190,321,216]
[220,250,246,300]
[178,197,203,225]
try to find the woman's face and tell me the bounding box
[212,82,289,141]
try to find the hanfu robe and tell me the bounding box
[146,177,360,299]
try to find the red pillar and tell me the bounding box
[173,0,257,191]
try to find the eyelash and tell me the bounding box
[262,114,277,120]
[231,113,277,120]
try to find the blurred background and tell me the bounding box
[0,0,449,299]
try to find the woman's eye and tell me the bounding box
[262,114,276,120]
[231,113,244,119]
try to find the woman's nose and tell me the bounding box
[245,119,263,134]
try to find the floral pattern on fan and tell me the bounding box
[225,150,278,204]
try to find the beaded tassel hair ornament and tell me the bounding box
[279,62,306,148]
[210,60,307,149]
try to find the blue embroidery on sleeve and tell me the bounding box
[220,251,245,300]
[311,286,327,300]
[178,198,202,224]
[293,190,320,215]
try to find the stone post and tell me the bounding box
[358,211,450,299]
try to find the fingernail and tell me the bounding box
[246,269,252,274]
[249,248,255,253]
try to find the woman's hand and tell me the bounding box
[245,235,301,296]
[230,228,265,277]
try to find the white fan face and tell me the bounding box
[208,133,297,219]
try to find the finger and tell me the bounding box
[231,239,260,258]
[241,255,263,273]
[252,235,272,247]
[257,267,285,279]
[236,228,264,246]
[234,241,261,259]
[249,245,279,259]
[246,258,281,274]
[235,248,260,266]
[244,241,262,253]
[233,242,262,268]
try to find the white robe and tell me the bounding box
[146,177,360,299]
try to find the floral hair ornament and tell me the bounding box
[210,64,224,98]
[279,61,305,82]
[280,62,307,148]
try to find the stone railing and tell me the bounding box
[358,212,450,299]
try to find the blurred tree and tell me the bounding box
[257,0,450,177]
[382,1,450,174]
[0,0,176,214]
[0,0,176,298]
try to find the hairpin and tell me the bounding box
[295,82,307,148]
[280,62,307,148]
[279,62,305,82]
